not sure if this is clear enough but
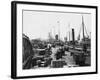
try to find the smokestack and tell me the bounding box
[72,28,75,44]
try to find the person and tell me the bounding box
[83,44,87,53]
[56,47,65,60]
[51,45,57,60]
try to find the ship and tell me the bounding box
[66,16,91,66]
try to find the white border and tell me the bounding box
[17,3,96,77]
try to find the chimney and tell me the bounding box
[72,28,75,44]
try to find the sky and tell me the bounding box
[23,10,91,41]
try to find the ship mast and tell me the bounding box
[57,21,60,40]
[82,16,85,41]
[77,16,90,41]
[53,26,55,39]
[68,23,70,41]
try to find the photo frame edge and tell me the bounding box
[11,1,98,79]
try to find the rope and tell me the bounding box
[84,24,89,37]
[77,24,82,40]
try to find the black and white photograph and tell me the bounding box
[22,10,91,69]
[11,1,97,79]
